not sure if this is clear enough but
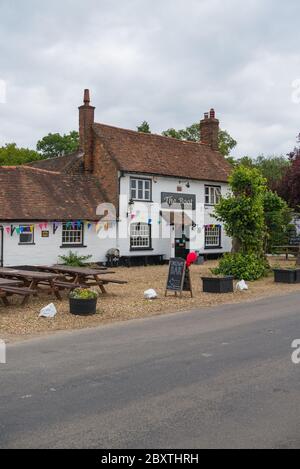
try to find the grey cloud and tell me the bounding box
[0,0,300,157]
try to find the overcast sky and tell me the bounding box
[0,0,300,157]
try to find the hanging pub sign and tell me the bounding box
[41,231,50,238]
[161,193,196,210]
[165,257,193,297]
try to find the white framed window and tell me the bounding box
[205,185,221,205]
[19,225,34,245]
[130,178,151,201]
[62,223,83,246]
[130,223,151,250]
[205,225,221,248]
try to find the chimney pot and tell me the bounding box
[84,89,90,106]
[210,108,215,119]
[204,112,209,119]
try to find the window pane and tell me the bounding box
[131,180,136,189]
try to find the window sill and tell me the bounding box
[205,246,223,250]
[60,245,87,249]
[130,248,154,252]
[18,243,36,246]
[131,199,153,203]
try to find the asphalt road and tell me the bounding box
[1,292,300,449]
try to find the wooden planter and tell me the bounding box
[69,298,97,316]
[202,276,234,294]
[273,269,296,284]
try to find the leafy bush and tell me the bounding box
[212,253,268,281]
[58,251,92,267]
[69,288,98,300]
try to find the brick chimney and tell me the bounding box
[79,89,95,172]
[200,108,219,151]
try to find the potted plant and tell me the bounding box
[202,275,234,294]
[69,288,98,316]
[273,267,298,284]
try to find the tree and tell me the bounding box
[0,143,42,166]
[262,190,292,253]
[137,121,151,133]
[36,131,79,158]
[214,166,267,255]
[162,123,237,157]
[230,155,290,191]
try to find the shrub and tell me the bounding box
[212,253,268,281]
[69,288,98,300]
[59,251,92,267]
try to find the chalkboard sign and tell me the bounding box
[165,258,193,297]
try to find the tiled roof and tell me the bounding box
[93,123,231,182]
[28,151,83,174]
[0,166,105,221]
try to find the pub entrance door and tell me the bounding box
[175,233,190,259]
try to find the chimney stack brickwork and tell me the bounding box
[200,108,219,151]
[79,89,95,172]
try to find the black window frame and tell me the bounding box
[130,222,153,252]
[204,225,222,249]
[60,222,86,248]
[18,225,35,246]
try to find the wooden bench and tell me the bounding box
[53,280,87,291]
[0,286,38,306]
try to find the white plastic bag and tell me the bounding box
[144,289,158,300]
[39,303,57,318]
[236,280,248,291]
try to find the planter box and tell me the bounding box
[273,269,296,284]
[69,297,97,316]
[202,276,234,294]
[295,269,300,283]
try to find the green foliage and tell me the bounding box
[162,123,237,156]
[137,121,151,133]
[0,143,43,166]
[218,130,237,157]
[69,288,98,300]
[58,251,92,267]
[212,253,268,281]
[214,166,267,254]
[263,191,292,252]
[37,131,79,158]
[228,155,290,191]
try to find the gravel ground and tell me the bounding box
[0,257,299,342]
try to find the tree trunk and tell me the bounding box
[231,237,242,254]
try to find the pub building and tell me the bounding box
[0,90,232,267]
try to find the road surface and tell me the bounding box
[1,292,300,449]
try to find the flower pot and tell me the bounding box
[69,297,97,316]
[273,269,296,284]
[202,276,234,294]
[295,269,300,284]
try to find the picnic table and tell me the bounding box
[35,265,127,294]
[273,245,299,260]
[0,268,63,304]
[0,278,24,306]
